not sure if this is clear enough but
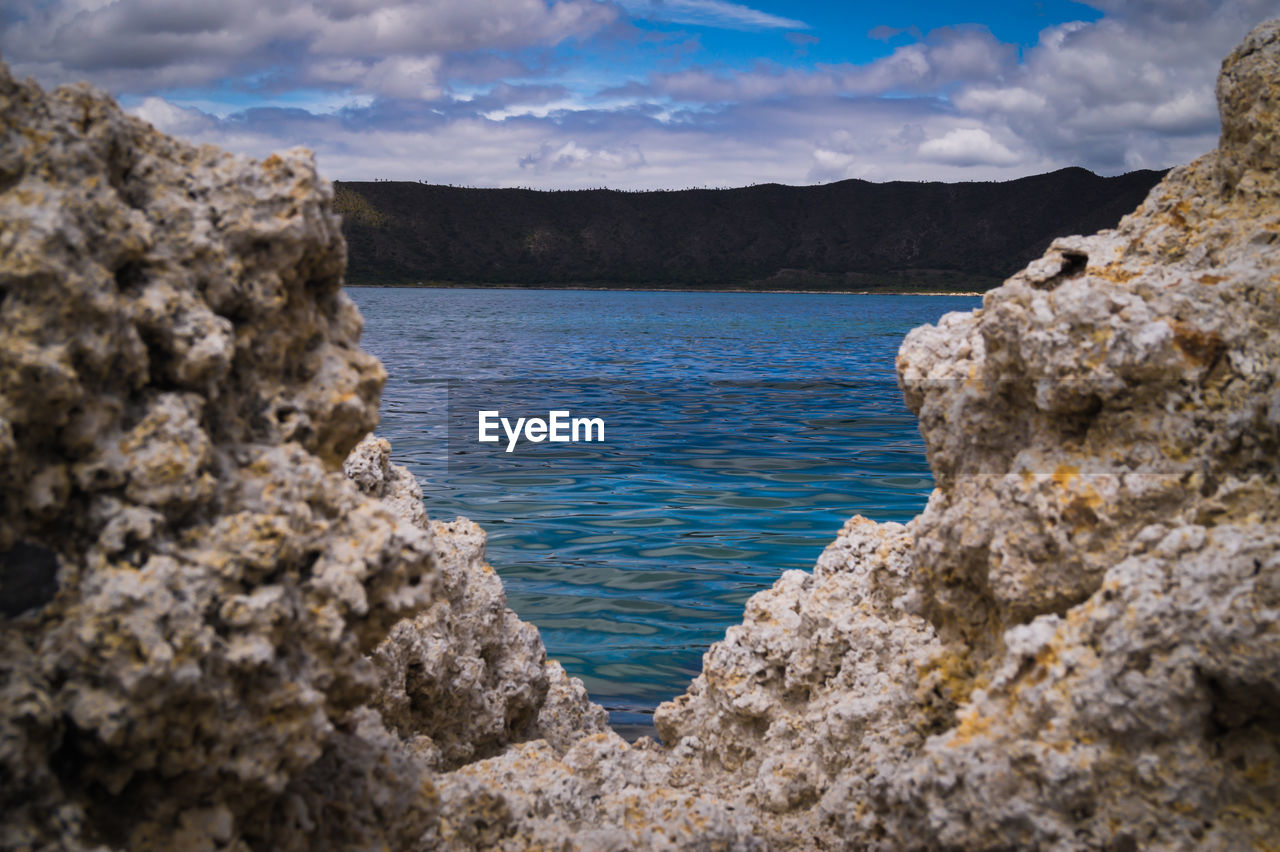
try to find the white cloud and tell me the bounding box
[617,0,807,30]
[646,67,839,101]
[917,127,1020,166]
[809,147,857,178]
[839,26,1017,94]
[306,0,615,54]
[114,93,1050,191]
[361,55,444,100]
[946,0,1277,171]
[7,0,1280,188]
[519,140,647,173]
[954,86,1048,114]
[1,0,617,98]
[130,96,220,137]
[1146,88,1218,132]
[641,26,1016,104]
[807,147,883,183]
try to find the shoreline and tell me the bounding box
[344,283,987,297]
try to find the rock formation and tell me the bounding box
[1,18,1278,852]
[652,19,1280,849]
[0,65,603,851]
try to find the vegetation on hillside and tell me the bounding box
[336,168,1166,291]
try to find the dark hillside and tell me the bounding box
[336,167,1167,291]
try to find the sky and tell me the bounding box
[3,0,1279,189]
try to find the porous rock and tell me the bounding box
[3,18,1280,852]
[649,19,1280,850]
[0,65,604,851]
[344,435,610,770]
[0,59,423,850]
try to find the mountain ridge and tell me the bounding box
[336,166,1168,291]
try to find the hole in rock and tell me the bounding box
[299,550,320,581]
[0,166,22,196]
[114,261,147,293]
[139,335,180,391]
[1204,672,1280,736]
[0,541,60,617]
[105,147,145,211]
[1060,252,1088,278]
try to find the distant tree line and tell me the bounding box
[333,167,1167,291]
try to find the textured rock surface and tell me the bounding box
[0,60,422,850]
[864,21,1280,848]
[3,18,1280,852]
[0,66,602,851]
[655,518,940,826]
[345,435,610,770]
[649,19,1280,850]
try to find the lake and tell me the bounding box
[346,287,982,737]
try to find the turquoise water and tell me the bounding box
[346,287,981,735]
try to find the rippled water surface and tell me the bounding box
[347,287,981,734]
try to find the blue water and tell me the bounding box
[346,287,980,735]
